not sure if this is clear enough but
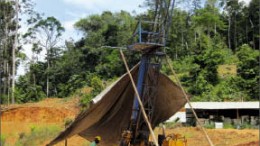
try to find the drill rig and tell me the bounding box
[119,0,186,146]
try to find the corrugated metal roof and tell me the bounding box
[185,102,259,109]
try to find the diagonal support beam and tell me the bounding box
[120,49,159,146]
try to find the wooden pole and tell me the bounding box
[65,139,67,146]
[119,49,159,146]
[236,109,239,119]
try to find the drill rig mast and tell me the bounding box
[120,0,176,146]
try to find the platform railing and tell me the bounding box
[127,20,165,51]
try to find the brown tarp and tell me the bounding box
[48,65,187,146]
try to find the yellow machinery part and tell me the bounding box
[162,134,187,146]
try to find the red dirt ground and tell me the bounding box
[1,97,259,146]
[2,106,75,123]
[1,97,81,146]
[235,141,259,146]
[159,127,259,146]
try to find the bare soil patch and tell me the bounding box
[1,98,259,146]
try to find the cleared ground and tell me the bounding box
[1,98,259,146]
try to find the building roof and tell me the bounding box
[185,102,259,110]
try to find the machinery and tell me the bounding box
[158,126,187,146]
[119,0,187,146]
[160,134,187,146]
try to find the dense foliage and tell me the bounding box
[0,0,259,104]
[0,0,17,104]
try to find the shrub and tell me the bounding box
[80,75,104,110]
[241,123,253,129]
[80,93,94,110]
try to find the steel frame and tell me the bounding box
[129,51,165,145]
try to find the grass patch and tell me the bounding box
[83,141,91,146]
[183,132,193,138]
[1,134,6,146]
[204,123,215,129]
[15,125,61,146]
[217,64,237,78]
[164,121,177,129]
[223,123,235,129]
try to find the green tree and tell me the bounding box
[0,0,42,104]
[14,0,259,104]
[0,0,17,104]
[247,0,260,50]
[167,9,191,59]
[16,75,45,103]
[75,11,138,79]
[23,16,65,97]
[75,11,135,47]
[236,44,259,100]
[192,0,202,11]
[180,34,234,101]
[192,5,225,37]
[220,0,244,50]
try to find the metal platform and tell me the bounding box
[127,42,164,52]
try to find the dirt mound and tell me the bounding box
[1,97,84,146]
[1,97,81,123]
[2,106,75,123]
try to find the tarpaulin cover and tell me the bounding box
[48,65,187,146]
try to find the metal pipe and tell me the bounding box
[131,55,147,122]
